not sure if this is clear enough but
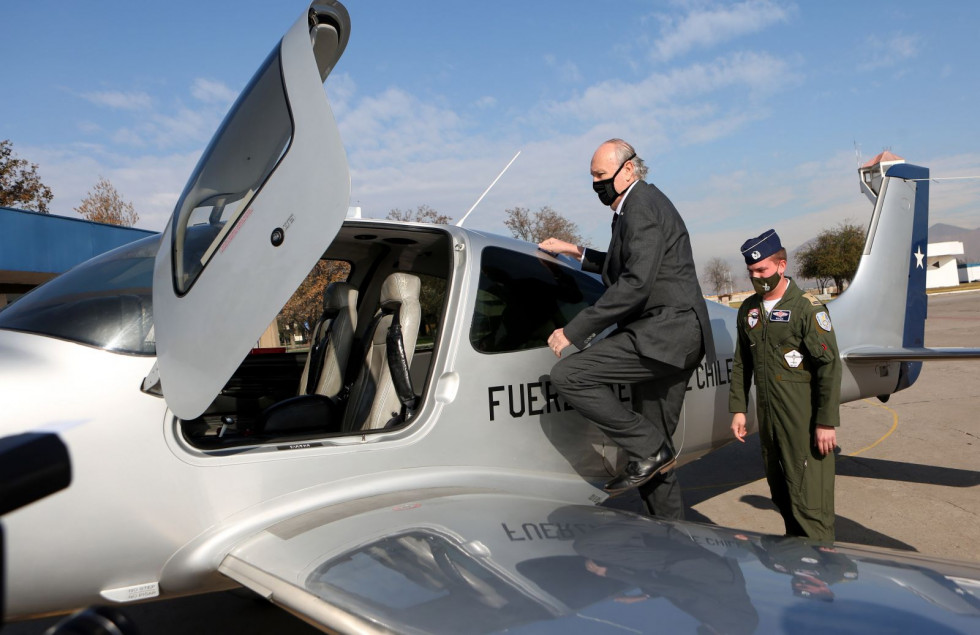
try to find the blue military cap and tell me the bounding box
[741,229,782,264]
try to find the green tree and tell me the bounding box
[796,222,865,294]
[387,204,452,224]
[504,205,584,245]
[0,139,53,213]
[75,176,139,226]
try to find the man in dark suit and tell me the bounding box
[540,139,714,518]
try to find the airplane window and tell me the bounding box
[471,247,605,354]
[169,47,293,295]
[0,235,159,355]
[272,258,352,349]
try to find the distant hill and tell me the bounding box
[929,223,980,263]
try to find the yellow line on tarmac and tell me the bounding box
[845,398,899,457]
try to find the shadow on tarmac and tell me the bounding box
[837,455,980,488]
[617,432,932,553]
[737,493,919,552]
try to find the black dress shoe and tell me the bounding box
[604,445,676,496]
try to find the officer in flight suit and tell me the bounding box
[729,229,842,542]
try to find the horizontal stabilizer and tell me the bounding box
[843,346,980,362]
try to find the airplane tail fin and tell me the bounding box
[833,164,980,401]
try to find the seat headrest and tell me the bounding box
[323,281,357,311]
[380,273,421,304]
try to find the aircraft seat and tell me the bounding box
[343,272,422,431]
[297,281,358,398]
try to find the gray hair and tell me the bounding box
[606,138,648,181]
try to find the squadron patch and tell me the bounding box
[784,349,803,368]
[816,311,832,332]
[770,309,791,322]
[747,308,760,329]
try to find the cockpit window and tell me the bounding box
[470,247,605,354]
[0,235,159,355]
[169,47,293,295]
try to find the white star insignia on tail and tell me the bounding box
[913,246,924,269]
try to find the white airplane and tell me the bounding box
[2,1,980,632]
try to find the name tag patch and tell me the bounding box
[784,350,803,368]
[770,309,791,322]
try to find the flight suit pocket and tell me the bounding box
[777,345,811,382]
[798,450,834,512]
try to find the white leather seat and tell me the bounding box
[343,273,421,431]
[297,281,358,398]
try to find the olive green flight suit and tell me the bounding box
[729,278,841,542]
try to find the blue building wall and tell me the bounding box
[0,206,158,275]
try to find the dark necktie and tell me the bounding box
[611,212,619,231]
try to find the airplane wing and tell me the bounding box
[217,490,980,633]
[843,346,980,361]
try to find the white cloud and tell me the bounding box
[22,143,199,231]
[544,54,583,83]
[191,78,237,106]
[547,51,795,121]
[79,90,153,111]
[326,72,357,119]
[530,51,797,158]
[652,0,792,62]
[856,32,922,72]
[473,96,497,110]
[143,106,216,149]
[339,87,467,163]
[111,128,147,148]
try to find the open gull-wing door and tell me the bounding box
[152,2,351,420]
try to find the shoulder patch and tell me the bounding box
[815,311,832,332]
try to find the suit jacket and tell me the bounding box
[564,180,715,368]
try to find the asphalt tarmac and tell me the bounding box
[676,288,980,562]
[5,291,979,634]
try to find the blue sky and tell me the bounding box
[4,0,980,274]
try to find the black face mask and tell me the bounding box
[751,270,782,295]
[593,153,635,206]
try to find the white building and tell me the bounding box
[927,241,963,289]
[959,262,980,283]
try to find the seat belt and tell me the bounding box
[385,303,419,419]
[341,301,417,418]
[305,308,339,395]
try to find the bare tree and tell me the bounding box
[504,205,584,245]
[74,176,139,226]
[0,139,53,213]
[702,257,732,296]
[387,204,452,224]
[277,259,352,344]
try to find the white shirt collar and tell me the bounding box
[613,180,639,214]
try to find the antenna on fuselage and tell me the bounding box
[456,150,521,227]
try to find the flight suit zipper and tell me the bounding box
[760,300,777,448]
